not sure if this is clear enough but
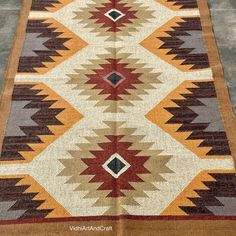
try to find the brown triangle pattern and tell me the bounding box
[141,16,209,72]
[146,81,231,159]
[162,170,236,216]
[0,175,70,220]
[31,0,73,12]
[18,18,87,74]
[156,0,198,10]
[0,83,83,163]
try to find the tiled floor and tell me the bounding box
[0,0,21,93]
[208,0,236,113]
[0,0,235,113]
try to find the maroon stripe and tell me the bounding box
[0,215,236,225]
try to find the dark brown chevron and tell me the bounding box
[18,19,71,73]
[31,0,61,11]
[167,0,198,9]
[158,17,209,70]
[180,173,236,215]
[0,177,53,219]
[31,0,72,12]
[165,81,231,156]
[0,84,64,161]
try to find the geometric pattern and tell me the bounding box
[156,0,198,11]
[161,170,236,216]
[18,18,87,74]
[146,81,231,159]
[68,48,161,112]
[31,0,73,12]
[0,175,70,220]
[0,0,235,223]
[0,83,83,163]
[141,17,210,72]
[75,0,155,41]
[59,122,172,215]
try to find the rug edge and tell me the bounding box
[0,219,235,236]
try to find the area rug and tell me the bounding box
[0,0,235,235]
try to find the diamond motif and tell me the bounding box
[75,0,154,41]
[68,48,161,112]
[105,9,125,22]
[104,71,126,87]
[103,153,131,178]
[59,122,172,214]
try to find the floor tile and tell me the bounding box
[0,9,19,92]
[0,0,21,10]
[208,0,236,10]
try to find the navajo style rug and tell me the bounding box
[0,0,235,235]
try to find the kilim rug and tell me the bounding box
[0,0,235,235]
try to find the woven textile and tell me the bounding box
[0,0,235,235]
